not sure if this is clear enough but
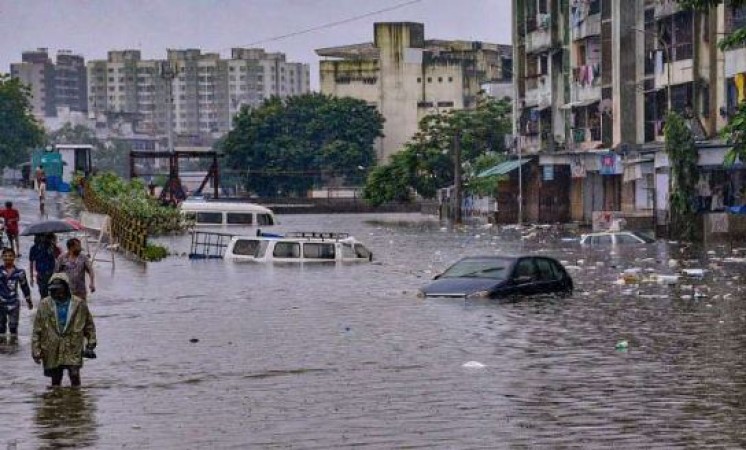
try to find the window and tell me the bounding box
[303,243,335,259]
[448,76,453,82]
[438,77,443,83]
[273,242,300,258]
[257,213,274,225]
[514,259,537,279]
[341,243,356,259]
[233,239,260,256]
[616,234,642,244]
[354,244,371,260]
[427,77,432,83]
[226,212,253,224]
[417,77,421,83]
[195,212,223,224]
[591,235,612,245]
[535,258,558,281]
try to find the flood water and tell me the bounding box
[2,187,746,448]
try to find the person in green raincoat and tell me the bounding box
[31,273,96,387]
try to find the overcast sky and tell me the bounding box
[0,0,512,89]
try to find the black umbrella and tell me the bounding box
[21,219,81,236]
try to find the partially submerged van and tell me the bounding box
[180,199,276,227]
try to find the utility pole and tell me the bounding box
[453,131,463,225]
[518,138,523,226]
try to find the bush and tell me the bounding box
[87,172,186,234]
[143,243,169,262]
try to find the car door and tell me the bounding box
[534,257,560,295]
[509,257,539,297]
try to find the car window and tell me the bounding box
[233,239,260,256]
[441,258,512,280]
[226,212,253,225]
[550,260,566,280]
[257,213,274,225]
[513,258,537,280]
[303,242,335,259]
[597,235,612,245]
[535,258,558,281]
[341,243,356,259]
[196,212,222,224]
[354,244,371,259]
[616,234,642,244]
[273,242,300,258]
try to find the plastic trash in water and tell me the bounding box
[656,274,680,285]
[615,340,629,351]
[462,361,486,369]
[682,268,706,278]
[668,259,679,268]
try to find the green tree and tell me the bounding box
[363,95,512,205]
[220,93,384,197]
[665,111,699,241]
[0,74,45,167]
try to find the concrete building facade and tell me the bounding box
[87,48,310,138]
[510,0,746,230]
[316,22,512,162]
[10,48,87,119]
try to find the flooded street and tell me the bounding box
[2,187,746,448]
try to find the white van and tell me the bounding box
[180,199,276,227]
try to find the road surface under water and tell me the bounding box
[2,187,746,448]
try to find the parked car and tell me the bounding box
[419,255,573,299]
[579,231,655,246]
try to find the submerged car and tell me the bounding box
[579,231,655,246]
[419,255,573,299]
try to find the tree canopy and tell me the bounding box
[0,74,45,167]
[362,95,512,206]
[219,93,384,197]
[665,111,699,241]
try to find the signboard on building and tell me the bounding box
[598,153,622,175]
[543,164,554,181]
[570,157,586,178]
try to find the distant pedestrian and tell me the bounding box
[0,202,21,256]
[35,165,46,199]
[32,273,96,387]
[55,238,95,300]
[29,234,58,298]
[0,248,33,344]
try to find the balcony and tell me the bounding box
[525,15,553,54]
[524,76,552,109]
[571,127,601,151]
[725,46,746,78]
[654,57,694,88]
[571,13,601,41]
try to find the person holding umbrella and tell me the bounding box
[29,233,59,298]
[0,247,32,343]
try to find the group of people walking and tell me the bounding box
[1,231,97,387]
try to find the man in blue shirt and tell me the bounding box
[0,248,33,343]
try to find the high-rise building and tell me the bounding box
[316,22,512,162]
[10,48,87,118]
[87,48,310,137]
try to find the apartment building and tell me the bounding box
[87,48,310,138]
[10,48,87,118]
[316,22,512,162]
[510,0,744,229]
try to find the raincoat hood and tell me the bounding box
[48,272,71,290]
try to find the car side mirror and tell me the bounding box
[433,273,442,280]
[514,275,533,285]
